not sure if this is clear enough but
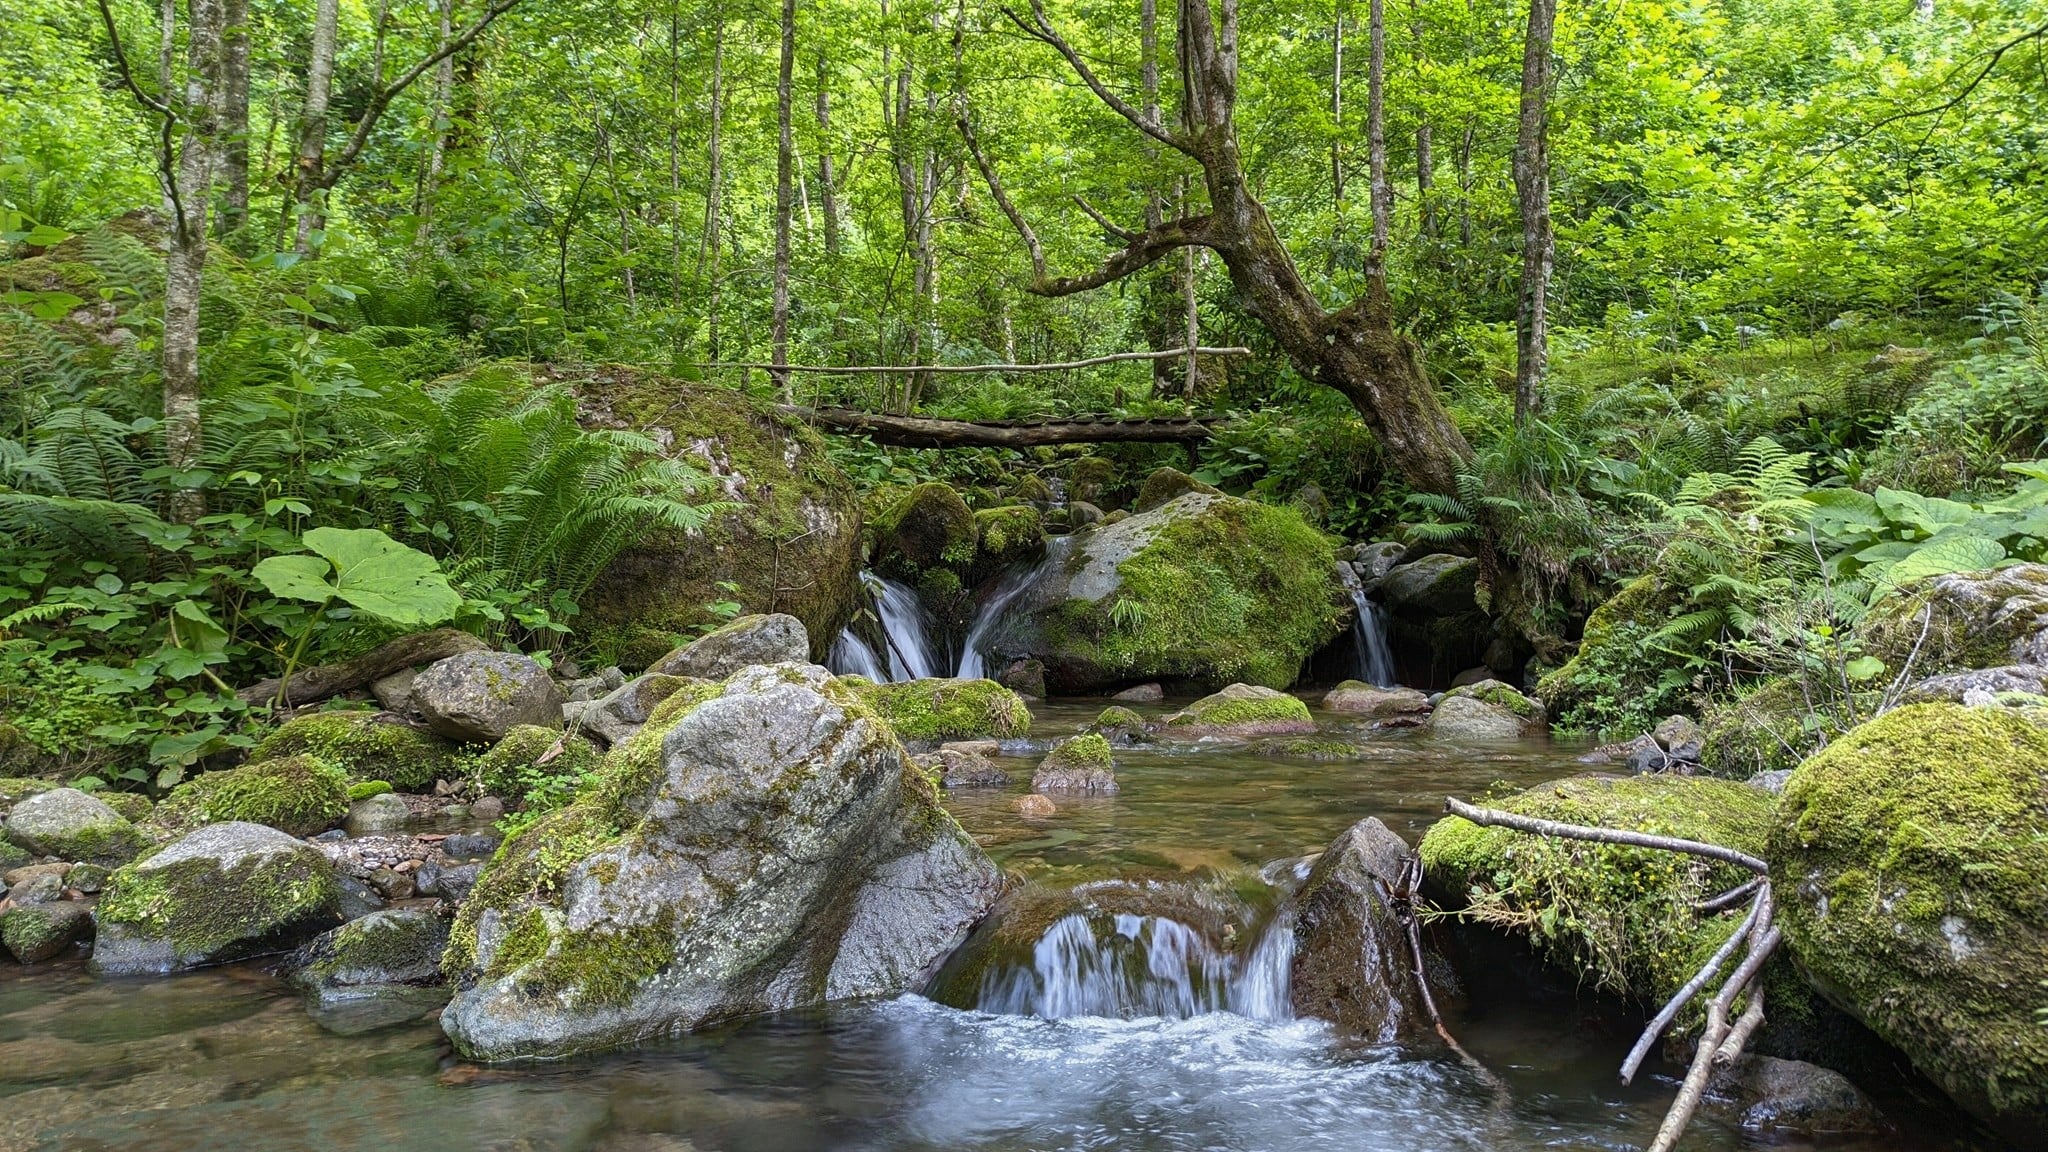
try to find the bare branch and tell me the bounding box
[778,408,1227,449]
[1028,214,1216,296]
[956,111,1046,279]
[1648,913,1781,1152]
[1072,195,1140,242]
[325,0,524,184]
[1002,0,1191,155]
[1694,875,1763,914]
[1622,889,1765,1085]
[1443,797,1771,875]
[714,345,1252,375]
[95,0,186,232]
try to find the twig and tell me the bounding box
[1000,0,1190,155]
[1694,875,1763,914]
[94,0,186,237]
[708,346,1252,374]
[1443,797,1770,875]
[1647,902,1780,1152]
[1622,889,1765,1084]
[1391,853,1503,1090]
[1072,194,1140,242]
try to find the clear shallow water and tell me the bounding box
[0,696,1939,1152]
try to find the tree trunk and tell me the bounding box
[771,0,796,399]
[1330,9,1343,212]
[598,116,636,313]
[1365,0,1389,279]
[416,0,456,245]
[1411,0,1433,240]
[700,9,725,358]
[218,0,250,247]
[1514,0,1556,424]
[164,0,229,524]
[814,50,841,261]
[291,0,339,254]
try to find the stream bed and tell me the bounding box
[0,700,1942,1151]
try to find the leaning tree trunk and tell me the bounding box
[1514,0,1556,424]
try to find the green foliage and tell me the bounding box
[1806,466,2048,601]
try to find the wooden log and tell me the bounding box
[238,627,488,707]
[708,345,1252,375]
[783,406,1226,448]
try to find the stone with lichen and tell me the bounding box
[1031,734,1117,794]
[1163,683,1315,737]
[251,710,461,792]
[91,821,342,975]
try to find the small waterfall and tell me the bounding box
[827,573,943,683]
[956,539,1068,679]
[976,906,1295,1022]
[1338,563,1397,688]
[827,630,887,680]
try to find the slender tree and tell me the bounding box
[772,0,797,399]
[1514,0,1556,423]
[1365,0,1390,278]
[700,6,726,357]
[218,0,250,246]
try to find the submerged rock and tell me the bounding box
[413,651,564,744]
[648,614,809,680]
[1163,683,1315,737]
[1769,703,2048,1144]
[1016,794,1057,818]
[92,822,342,975]
[3,788,147,865]
[992,492,1344,694]
[288,908,451,1034]
[930,747,1008,789]
[1706,1055,1888,1138]
[1290,818,1433,1042]
[439,662,1004,1061]
[1032,734,1117,794]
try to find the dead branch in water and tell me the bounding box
[1440,796,1782,1152]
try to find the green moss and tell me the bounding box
[252,711,460,792]
[443,804,627,975]
[1066,456,1119,505]
[1421,774,1775,1007]
[295,909,448,987]
[1041,732,1114,772]
[871,481,979,581]
[98,847,340,961]
[154,755,351,838]
[1250,737,1360,760]
[1009,473,1055,504]
[347,780,392,801]
[1,904,85,962]
[470,725,603,801]
[1768,703,2048,1121]
[844,677,1031,743]
[1443,681,1539,718]
[1092,705,1147,732]
[1133,467,1222,513]
[1059,497,1342,691]
[970,504,1044,578]
[1697,676,1876,777]
[0,777,56,811]
[1166,690,1313,731]
[1538,574,1692,737]
[97,791,153,823]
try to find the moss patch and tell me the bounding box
[153,755,351,838]
[1443,680,1539,718]
[470,725,603,802]
[1133,466,1221,513]
[1421,774,1774,1007]
[1040,732,1114,773]
[844,677,1031,744]
[1537,574,1692,738]
[1769,703,2048,1124]
[98,846,340,963]
[252,711,460,792]
[969,504,1044,582]
[872,482,978,582]
[1165,686,1314,733]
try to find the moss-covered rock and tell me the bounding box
[1164,683,1315,737]
[0,777,56,815]
[287,907,453,1035]
[1090,705,1150,743]
[1,901,93,963]
[647,614,808,679]
[994,492,1343,693]
[440,662,1003,1061]
[1421,774,1775,1004]
[2,787,148,864]
[1697,676,1869,777]
[97,791,152,824]
[1768,704,2048,1142]
[1537,573,1692,737]
[1032,733,1118,794]
[967,505,1045,584]
[152,755,351,838]
[872,481,978,581]
[1860,563,2048,675]
[470,725,603,806]
[251,710,462,793]
[1133,466,1221,513]
[842,677,1032,745]
[92,822,343,975]
[1066,456,1120,507]
[555,364,864,666]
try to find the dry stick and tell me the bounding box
[1621,889,1766,1085]
[1647,905,1781,1152]
[1394,857,1503,1091]
[704,346,1253,374]
[1694,875,1764,914]
[1442,798,1770,875]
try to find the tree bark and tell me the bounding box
[700,8,725,358]
[218,0,250,247]
[772,0,797,399]
[291,0,339,254]
[1365,0,1389,279]
[814,50,841,260]
[416,0,457,245]
[1514,0,1556,424]
[238,628,488,707]
[164,0,229,524]
[1411,0,1433,239]
[597,116,636,313]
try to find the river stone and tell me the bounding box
[6,871,64,905]
[288,908,451,1033]
[1422,680,1544,741]
[1377,553,1480,616]
[1321,682,1429,719]
[417,858,482,903]
[1,901,93,963]
[1016,794,1056,817]
[1112,682,1164,703]
[345,792,413,836]
[440,662,1004,1061]
[1352,542,1407,589]
[1163,684,1316,737]
[932,747,1008,789]
[413,652,565,744]
[1289,817,1433,1042]
[1768,703,2048,1145]
[442,832,502,860]
[1706,1055,1888,1138]
[647,614,809,679]
[870,483,977,583]
[1031,734,1117,795]
[989,492,1343,694]
[91,821,343,975]
[3,788,146,865]
[371,667,420,714]
[1902,663,2048,705]
[582,674,702,746]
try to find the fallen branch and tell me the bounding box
[785,408,1226,449]
[1622,888,1765,1084]
[238,627,486,708]
[1443,797,1770,875]
[709,345,1252,375]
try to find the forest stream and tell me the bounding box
[0,700,1945,1152]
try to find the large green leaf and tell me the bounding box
[1874,488,1977,536]
[1876,537,2007,596]
[252,527,461,626]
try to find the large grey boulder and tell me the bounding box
[1421,680,1544,741]
[3,788,147,865]
[983,492,1342,694]
[1289,817,1435,1042]
[1321,682,1429,720]
[91,822,342,975]
[647,613,809,679]
[439,662,1005,1061]
[1707,1055,1888,1138]
[580,673,704,747]
[1376,552,1494,685]
[1377,553,1479,616]
[1865,563,2048,671]
[412,651,565,743]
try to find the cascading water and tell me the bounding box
[827,573,943,683]
[956,536,1069,678]
[1339,563,1397,687]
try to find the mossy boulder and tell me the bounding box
[1536,573,1691,737]
[1066,456,1120,507]
[2,787,147,865]
[558,364,864,666]
[1,901,94,963]
[1860,563,2048,675]
[92,822,343,975]
[842,677,1032,745]
[1322,682,1430,720]
[251,710,462,793]
[97,791,152,824]
[871,482,978,582]
[288,907,451,1034]
[439,662,1004,1061]
[967,505,1045,584]
[1423,679,1545,741]
[1090,705,1149,743]
[0,777,56,815]
[1031,733,1118,794]
[992,492,1344,693]
[470,725,604,806]
[1768,704,2048,1142]
[647,614,808,679]
[1163,683,1316,737]
[1132,466,1221,513]
[412,651,565,744]
[1698,676,1865,777]
[1421,775,1775,1005]
[152,755,351,838]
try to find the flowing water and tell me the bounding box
[1338,563,1398,687]
[955,542,1066,679]
[828,574,944,683]
[0,699,1945,1152]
